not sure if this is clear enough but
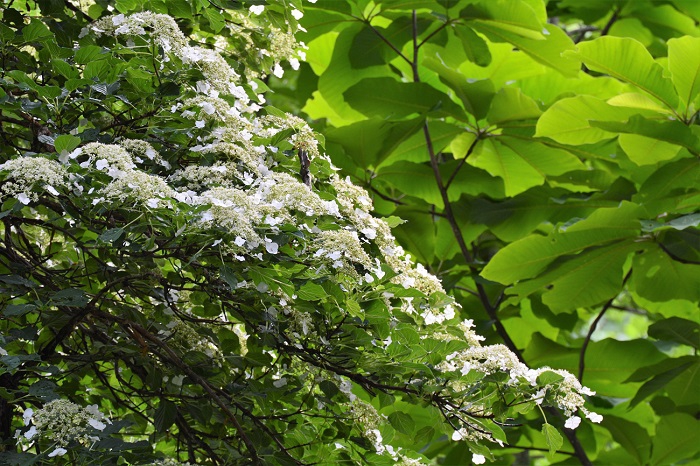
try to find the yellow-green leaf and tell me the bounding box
[566,36,678,110]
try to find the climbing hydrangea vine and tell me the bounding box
[0,2,597,464]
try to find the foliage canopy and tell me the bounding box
[0,0,699,465]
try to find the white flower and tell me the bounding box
[273,378,287,388]
[112,14,125,25]
[361,228,376,239]
[88,418,106,431]
[472,453,486,464]
[273,63,284,78]
[17,193,31,205]
[249,5,264,15]
[146,198,159,208]
[565,416,581,430]
[451,429,463,441]
[0,347,7,356]
[23,409,33,426]
[265,241,279,254]
[291,9,304,20]
[48,447,67,457]
[195,120,205,128]
[24,426,37,440]
[586,411,603,423]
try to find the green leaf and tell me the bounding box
[464,0,545,39]
[376,161,443,207]
[50,288,90,308]
[628,359,695,408]
[388,411,415,435]
[535,95,642,145]
[633,246,700,302]
[482,202,641,284]
[667,36,700,112]
[343,77,466,120]
[202,8,226,33]
[541,423,562,459]
[471,23,580,77]
[219,266,238,290]
[471,137,584,197]
[99,228,125,244]
[383,121,465,166]
[601,416,651,465]
[423,56,495,120]
[538,241,639,313]
[567,36,678,109]
[22,19,53,42]
[53,135,81,154]
[590,115,700,155]
[486,87,542,125]
[607,92,674,114]
[650,413,700,466]
[452,25,491,67]
[648,317,700,349]
[75,45,104,64]
[325,117,425,169]
[297,282,328,301]
[618,133,682,166]
[154,400,177,433]
[665,359,700,406]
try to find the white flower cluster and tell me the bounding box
[93,12,242,93]
[438,339,600,444]
[312,229,373,278]
[161,317,225,367]
[147,459,194,466]
[0,156,68,204]
[17,400,110,456]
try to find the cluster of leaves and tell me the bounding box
[0,1,605,466]
[264,0,700,464]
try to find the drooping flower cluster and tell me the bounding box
[17,400,110,457]
[0,8,602,464]
[0,157,69,204]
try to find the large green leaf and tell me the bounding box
[486,87,542,125]
[343,77,466,120]
[618,133,682,166]
[567,36,679,110]
[665,358,700,406]
[667,36,700,113]
[633,246,700,302]
[375,161,443,207]
[650,413,700,466]
[591,115,700,155]
[470,137,583,197]
[381,121,465,166]
[539,242,639,313]
[423,57,495,120]
[452,24,491,67]
[535,95,641,145]
[482,202,642,284]
[462,0,545,39]
[470,23,580,77]
[601,416,651,466]
[469,187,618,242]
[325,117,425,169]
[648,317,700,349]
